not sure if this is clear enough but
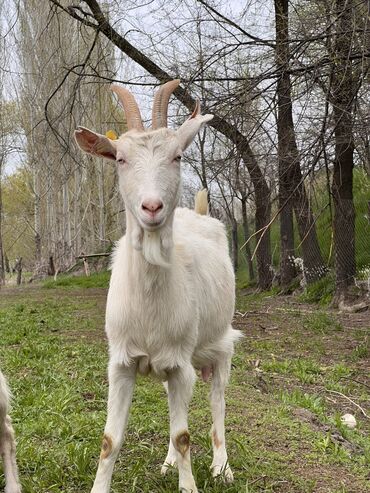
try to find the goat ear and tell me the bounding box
[74,126,117,161]
[176,102,213,150]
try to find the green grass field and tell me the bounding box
[0,274,369,492]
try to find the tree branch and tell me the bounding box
[50,0,267,187]
[196,0,275,48]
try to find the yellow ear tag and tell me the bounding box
[105,130,118,140]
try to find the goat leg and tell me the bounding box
[90,361,136,493]
[167,364,198,493]
[209,352,233,482]
[1,415,21,493]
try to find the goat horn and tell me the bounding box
[111,85,144,131]
[189,99,201,119]
[152,79,180,129]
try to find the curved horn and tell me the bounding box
[189,99,201,119]
[152,79,180,129]
[111,85,144,131]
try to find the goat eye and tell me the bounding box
[174,155,182,162]
[117,157,126,165]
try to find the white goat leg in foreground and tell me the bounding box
[75,80,241,493]
[0,371,21,493]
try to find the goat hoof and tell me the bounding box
[179,487,198,493]
[5,486,22,493]
[179,477,198,493]
[211,463,234,482]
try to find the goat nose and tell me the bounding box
[141,199,163,214]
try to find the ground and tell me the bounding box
[0,278,369,492]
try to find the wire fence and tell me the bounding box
[236,168,370,294]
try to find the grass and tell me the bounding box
[0,280,369,492]
[299,274,336,305]
[302,311,342,334]
[351,339,369,361]
[279,389,327,416]
[262,358,323,384]
[43,270,111,289]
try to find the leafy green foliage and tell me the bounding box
[1,168,34,261]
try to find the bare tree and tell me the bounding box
[15,0,122,274]
[275,0,326,288]
[331,0,357,299]
[0,3,5,285]
[48,0,275,289]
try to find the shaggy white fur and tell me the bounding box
[0,371,21,493]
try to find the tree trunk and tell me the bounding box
[98,159,106,250]
[332,0,356,297]
[253,182,273,289]
[48,256,55,276]
[279,201,296,287]
[231,216,238,273]
[275,0,296,287]
[294,189,327,283]
[241,197,255,281]
[73,164,82,257]
[0,169,4,286]
[15,258,22,285]
[275,0,325,285]
[5,254,10,274]
[240,150,273,290]
[62,180,72,267]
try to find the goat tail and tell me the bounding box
[194,189,209,216]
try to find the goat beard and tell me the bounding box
[141,227,173,268]
[129,211,174,268]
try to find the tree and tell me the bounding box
[16,0,123,273]
[0,4,5,285]
[48,0,274,289]
[275,0,326,288]
[331,0,357,298]
[274,0,297,287]
[0,72,18,283]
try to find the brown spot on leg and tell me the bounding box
[212,429,222,449]
[100,434,113,460]
[174,430,190,456]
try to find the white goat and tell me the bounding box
[0,370,21,493]
[75,80,241,493]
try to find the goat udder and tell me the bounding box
[201,366,212,382]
